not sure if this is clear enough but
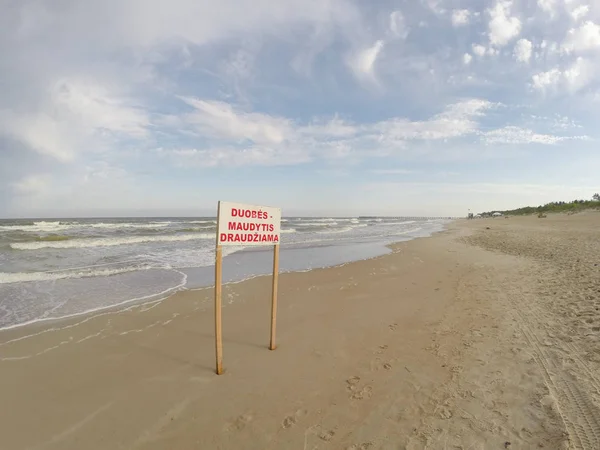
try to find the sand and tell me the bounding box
[1,212,600,449]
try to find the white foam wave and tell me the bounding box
[11,233,214,250]
[295,222,338,227]
[379,220,417,226]
[0,221,176,232]
[280,228,296,234]
[0,265,158,284]
[0,221,70,232]
[0,270,188,332]
[86,222,172,229]
[316,226,353,234]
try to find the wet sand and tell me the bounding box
[1,212,600,449]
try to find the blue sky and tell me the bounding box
[0,0,598,218]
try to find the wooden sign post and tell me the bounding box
[214,201,282,375]
[269,244,279,350]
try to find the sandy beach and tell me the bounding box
[2,213,600,449]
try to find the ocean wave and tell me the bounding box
[294,222,338,227]
[295,218,337,222]
[188,220,216,224]
[0,221,70,232]
[316,226,354,234]
[177,226,215,232]
[280,228,296,234]
[10,233,214,250]
[0,221,174,233]
[0,265,157,284]
[378,220,417,226]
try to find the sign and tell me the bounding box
[217,201,281,246]
[213,201,282,375]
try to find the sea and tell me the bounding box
[0,217,449,330]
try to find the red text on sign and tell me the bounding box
[231,208,269,220]
[220,233,279,243]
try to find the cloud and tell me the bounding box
[373,99,494,142]
[0,79,149,162]
[514,39,533,63]
[180,97,293,145]
[421,0,447,16]
[389,11,409,39]
[452,9,471,27]
[532,57,595,93]
[570,5,590,22]
[481,126,587,144]
[537,0,559,18]
[532,68,563,91]
[472,44,487,57]
[348,40,385,81]
[488,1,522,47]
[156,98,516,168]
[563,57,595,92]
[463,53,473,64]
[562,21,600,53]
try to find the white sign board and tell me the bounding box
[217,201,281,246]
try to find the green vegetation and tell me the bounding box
[480,194,600,217]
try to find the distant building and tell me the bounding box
[492,212,503,217]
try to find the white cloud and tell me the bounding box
[472,44,487,57]
[389,11,409,39]
[537,0,559,18]
[532,68,562,91]
[157,98,504,168]
[563,57,595,92]
[562,21,600,53]
[180,97,293,145]
[348,40,385,81]
[488,1,522,47]
[514,39,533,63]
[0,79,148,162]
[482,126,586,144]
[463,53,473,64]
[532,57,595,94]
[452,9,471,27]
[570,5,590,21]
[373,99,494,141]
[421,0,446,16]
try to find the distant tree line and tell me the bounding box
[479,193,600,216]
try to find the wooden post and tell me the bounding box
[215,246,223,375]
[214,202,224,375]
[269,244,280,350]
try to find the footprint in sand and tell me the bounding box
[351,385,373,400]
[347,443,373,450]
[389,323,398,331]
[383,362,392,370]
[346,376,360,385]
[375,345,388,355]
[319,430,335,441]
[282,416,296,429]
[281,409,307,429]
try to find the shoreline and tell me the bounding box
[0,224,448,336]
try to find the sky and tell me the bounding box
[0,0,599,218]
